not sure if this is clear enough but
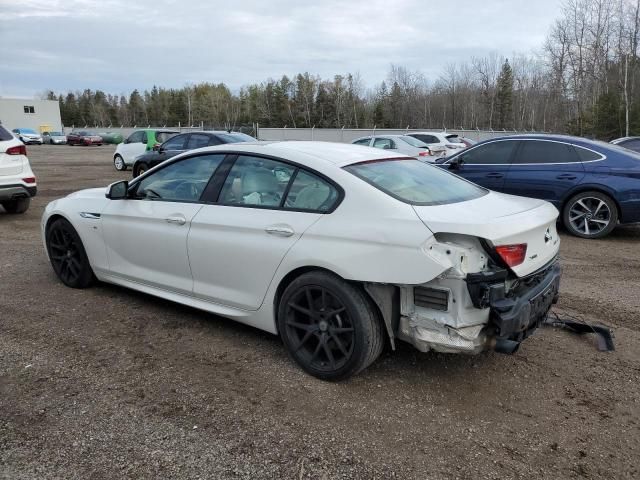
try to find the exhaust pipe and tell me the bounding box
[493,338,520,354]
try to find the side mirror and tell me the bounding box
[449,156,465,170]
[106,180,129,199]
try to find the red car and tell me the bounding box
[67,131,103,146]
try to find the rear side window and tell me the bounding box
[353,138,371,146]
[0,125,13,141]
[574,146,604,161]
[460,140,516,165]
[285,170,339,212]
[400,136,428,148]
[373,138,394,149]
[345,159,487,206]
[515,140,579,164]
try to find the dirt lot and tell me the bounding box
[1,145,639,479]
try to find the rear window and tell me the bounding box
[0,125,13,141]
[445,134,464,144]
[345,159,487,206]
[156,131,178,143]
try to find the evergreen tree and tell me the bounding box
[495,59,513,130]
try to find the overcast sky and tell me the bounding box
[0,0,562,98]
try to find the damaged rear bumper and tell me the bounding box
[396,260,562,355]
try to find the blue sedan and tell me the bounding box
[439,134,640,238]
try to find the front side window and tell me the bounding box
[218,156,294,207]
[515,140,579,164]
[127,131,144,143]
[373,138,394,149]
[285,170,338,212]
[460,140,516,165]
[162,134,188,150]
[187,133,211,149]
[135,154,224,202]
[345,159,487,206]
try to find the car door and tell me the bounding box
[101,153,226,294]
[447,139,517,190]
[120,131,147,163]
[502,140,585,207]
[188,154,340,310]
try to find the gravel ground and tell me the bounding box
[1,145,639,479]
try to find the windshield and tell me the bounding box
[400,136,428,148]
[49,131,63,136]
[345,159,487,206]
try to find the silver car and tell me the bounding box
[42,131,67,145]
[351,135,438,162]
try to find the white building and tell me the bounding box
[0,98,62,133]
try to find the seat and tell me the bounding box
[241,170,280,205]
[292,183,331,210]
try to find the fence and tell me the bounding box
[256,127,543,143]
[61,124,257,138]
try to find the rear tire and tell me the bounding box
[46,218,94,288]
[114,155,127,171]
[277,271,384,381]
[2,197,30,214]
[563,191,617,239]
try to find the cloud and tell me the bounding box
[0,0,562,97]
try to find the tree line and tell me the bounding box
[46,0,640,140]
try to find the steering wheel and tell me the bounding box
[175,181,199,200]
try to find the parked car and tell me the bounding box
[0,124,36,213]
[12,128,43,145]
[43,141,561,380]
[439,134,640,238]
[67,131,103,146]
[132,130,256,176]
[351,135,438,161]
[610,136,640,153]
[407,131,466,157]
[97,132,124,145]
[42,131,67,145]
[113,129,179,171]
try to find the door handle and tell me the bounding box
[165,215,186,225]
[485,172,504,178]
[556,174,577,180]
[265,225,294,237]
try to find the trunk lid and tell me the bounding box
[412,191,560,277]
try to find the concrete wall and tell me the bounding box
[0,99,62,133]
[257,127,536,143]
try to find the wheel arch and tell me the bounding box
[560,185,623,222]
[272,265,396,349]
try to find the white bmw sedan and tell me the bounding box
[42,141,562,380]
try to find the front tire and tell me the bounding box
[277,271,384,381]
[134,163,148,177]
[1,197,30,214]
[114,155,126,171]
[563,191,618,239]
[46,218,95,288]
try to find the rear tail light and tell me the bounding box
[22,177,36,184]
[495,244,527,267]
[6,145,27,156]
[418,150,432,157]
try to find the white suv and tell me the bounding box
[0,125,37,213]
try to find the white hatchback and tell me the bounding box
[407,131,468,157]
[0,125,37,213]
[42,141,561,380]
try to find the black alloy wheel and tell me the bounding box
[46,218,94,288]
[278,271,384,380]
